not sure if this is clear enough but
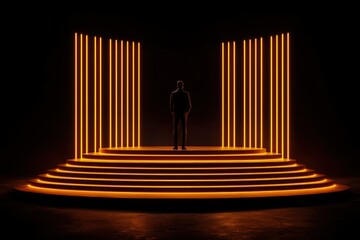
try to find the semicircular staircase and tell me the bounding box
[15,146,349,199]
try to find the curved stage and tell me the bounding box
[15,146,349,199]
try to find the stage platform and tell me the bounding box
[15,146,350,199]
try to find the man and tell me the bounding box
[169,80,192,150]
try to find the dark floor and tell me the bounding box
[1,175,360,240]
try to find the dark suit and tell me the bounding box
[169,88,192,149]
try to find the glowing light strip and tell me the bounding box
[287,33,290,159]
[45,173,318,182]
[26,185,339,200]
[227,42,230,147]
[86,35,89,153]
[126,41,129,147]
[260,37,263,149]
[80,34,83,159]
[121,40,124,148]
[99,37,102,149]
[27,184,338,197]
[68,158,288,164]
[233,41,236,147]
[115,40,118,147]
[34,178,329,188]
[221,43,225,147]
[270,36,273,153]
[74,33,78,159]
[64,163,300,170]
[94,37,97,152]
[109,39,112,148]
[138,42,141,147]
[56,168,308,175]
[281,34,284,158]
[248,39,252,147]
[276,35,279,153]
[254,38,257,148]
[243,40,246,147]
[132,42,135,147]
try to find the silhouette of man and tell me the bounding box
[170,80,192,150]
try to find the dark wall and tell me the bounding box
[2,12,359,178]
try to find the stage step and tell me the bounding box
[15,146,350,199]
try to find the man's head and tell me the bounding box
[177,80,184,89]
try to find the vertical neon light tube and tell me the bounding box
[287,33,290,159]
[132,42,135,147]
[109,39,112,148]
[99,37,102,150]
[80,34,83,159]
[126,41,129,147]
[138,42,141,147]
[86,35,89,153]
[270,36,273,153]
[94,36,97,152]
[232,41,236,147]
[227,42,230,147]
[281,34,285,158]
[254,38,257,148]
[248,39,252,148]
[221,43,224,147]
[260,37,263,149]
[120,41,124,148]
[243,40,246,148]
[276,35,279,153]
[74,33,78,159]
[115,40,118,148]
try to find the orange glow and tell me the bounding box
[80,34,83,159]
[232,41,236,147]
[74,33,78,158]
[248,39,252,148]
[132,42,135,147]
[260,37,263,148]
[126,41,129,147]
[23,183,342,199]
[281,34,284,158]
[287,33,290,159]
[276,35,279,153]
[270,36,273,153]
[221,43,225,147]
[109,39,112,148]
[86,35,89,153]
[99,37,102,150]
[227,42,230,147]
[34,178,329,188]
[137,42,141,147]
[255,38,257,148]
[115,40,118,147]
[243,40,246,147]
[121,40,124,148]
[94,36,97,152]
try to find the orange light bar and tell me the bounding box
[74,33,78,159]
[115,40,118,147]
[232,41,236,147]
[243,40,246,148]
[86,35,89,153]
[221,43,225,147]
[138,42,141,147]
[94,37,97,152]
[120,40,124,148]
[80,34,83,159]
[109,39,112,148]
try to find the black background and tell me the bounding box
[2,10,359,178]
